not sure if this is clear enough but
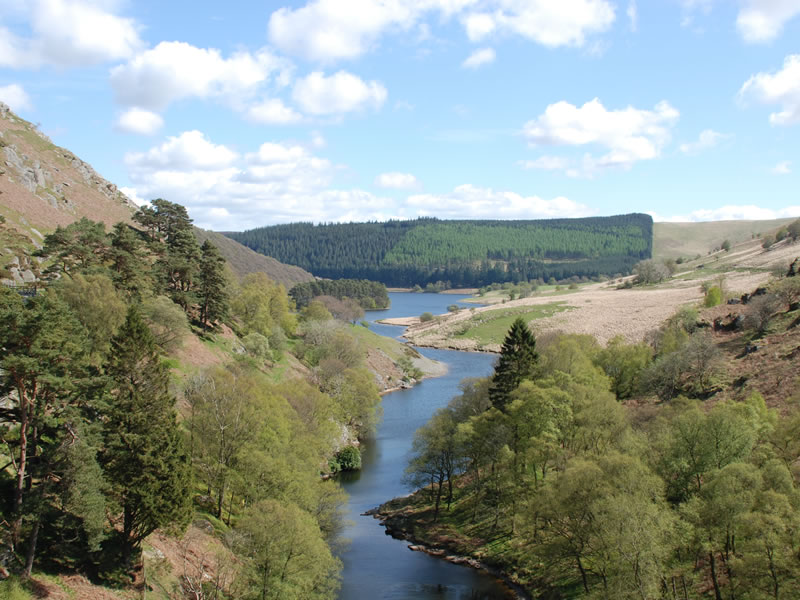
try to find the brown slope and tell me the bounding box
[0,102,311,288]
[194,228,313,288]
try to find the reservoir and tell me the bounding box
[337,293,515,599]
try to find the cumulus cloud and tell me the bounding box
[0,83,32,112]
[406,184,592,219]
[292,71,387,115]
[679,129,728,154]
[123,130,397,230]
[462,47,496,69]
[771,160,791,175]
[0,0,142,68]
[268,0,615,63]
[737,0,800,43]
[110,42,287,112]
[462,0,616,47]
[523,98,679,172]
[246,99,303,124]
[375,172,420,189]
[115,107,164,135]
[739,55,800,126]
[125,130,239,171]
[651,204,800,222]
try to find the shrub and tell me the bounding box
[721,239,731,252]
[242,332,270,359]
[447,304,459,312]
[746,294,780,336]
[762,235,775,249]
[704,285,723,307]
[141,295,190,352]
[330,446,361,472]
[420,312,434,322]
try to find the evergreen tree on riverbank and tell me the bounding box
[489,317,538,412]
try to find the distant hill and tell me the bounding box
[194,228,313,287]
[0,102,311,288]
[654,218,797,260]
[225,214,653,287]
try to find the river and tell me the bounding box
[337,293,514,600]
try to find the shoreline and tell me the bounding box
[364,503,530,600]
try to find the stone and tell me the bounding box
[21,269,36,283]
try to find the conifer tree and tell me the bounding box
[102,306,191,565]
[198,240,228,329]
[489,317,538,412]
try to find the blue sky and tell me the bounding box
[1,0,799,231]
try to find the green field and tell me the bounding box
[455,302,571,345]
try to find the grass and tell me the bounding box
[349,322,417,362]
[455,302,571,346]
[653,219,795,260]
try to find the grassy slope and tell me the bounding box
[653,219,796,260]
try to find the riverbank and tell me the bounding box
[367,490,530,600]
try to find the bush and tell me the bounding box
[242,332,270,359]
[330,445,361,472]
[745,294,780,336]
[762,235,775,249]
[447,304,459,312]
[721,239,731,252]
[141,295,190,352]
[420,312,434,322]
[704,285,723,307]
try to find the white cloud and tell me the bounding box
[119,186,147,207]
[462,0,616,47]
[0,0,142,69]
[292,71,387,115]
[737,0,800,43]
[124,130,239,171]
[375,172,420,189]
[651,205,800,222]
[517,156,571,170]
[115,107,164,135]
[679,129,728,154]
[406,184,592,219]
[739,55,800,126]
[0,83,32,112]
[110,42,287,112]
[268,0,614,63]
[771,160,791,175]
[246,99,303,124]
[462,47,496,69]
[523,98,679,171]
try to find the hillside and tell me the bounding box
[653,218,797,260]
[225,214,653,287]
[194,228,313,287]
[0,102,312,288]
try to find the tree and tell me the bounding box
[233,499,341,600]
[38,218,108,278]
[0,288,92,558]
[489,317,539,411]
[107,222,152,297]
[197,240,229,329]
[102,306,191,564]
[633,259,670,284]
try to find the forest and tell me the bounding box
[290,278,390,310]
[394,274,800,600]
[0,200,385,599]
[225,214,653,287]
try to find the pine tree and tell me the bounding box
[198,240,229,329]
[489,317,538,412]
[102,306,191,565]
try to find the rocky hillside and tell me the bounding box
[0,102,312,288]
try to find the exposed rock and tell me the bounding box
[21,269,36,283]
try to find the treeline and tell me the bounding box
[225,214,653,287]
[290,278,389,310]
[406,299,800,599]
[1,200,384,599]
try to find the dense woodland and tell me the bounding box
[290,278,389,310]
[226,214,653,287]
[0,200,385,599]
[401,271,800,599]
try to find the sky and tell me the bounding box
[1,0,799,231]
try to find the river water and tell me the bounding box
[337,293,514,600]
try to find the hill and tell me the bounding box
[193,228,313,287]
[225,214,653,287]
[653,218,797,260]
[0,102,312,288]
